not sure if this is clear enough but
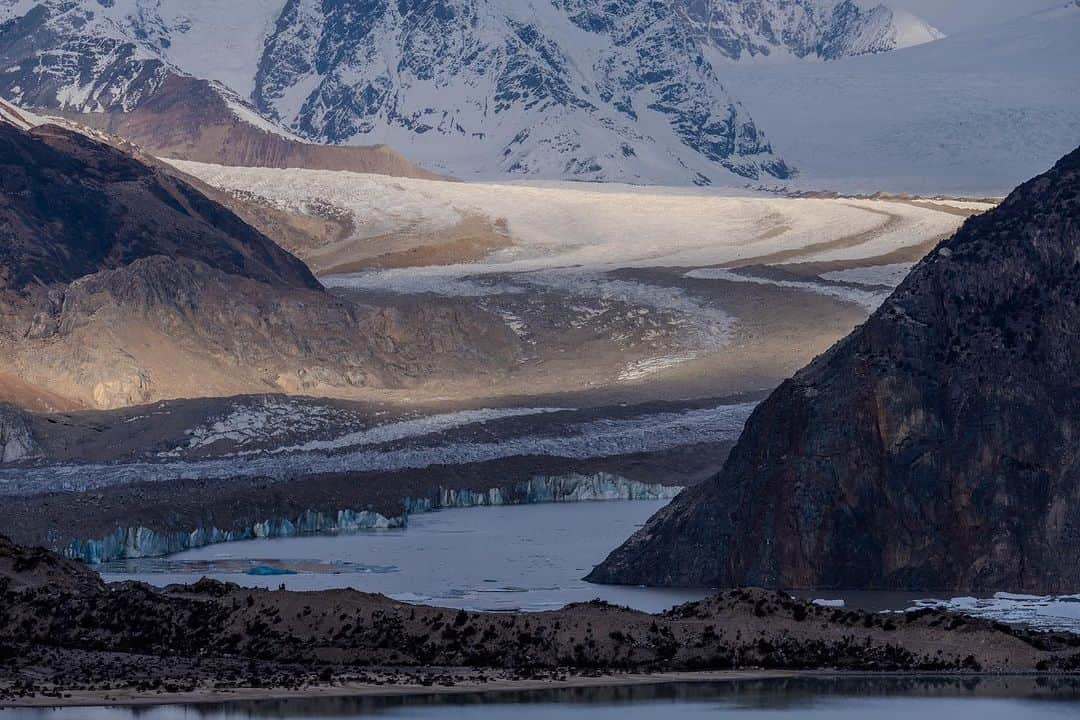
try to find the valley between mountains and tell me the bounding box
[0,104,986,563]
[0,1,1078,710]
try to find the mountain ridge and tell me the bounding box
[0,0,943,185]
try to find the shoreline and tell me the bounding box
[2,670,795,708]
[8,669,1080,709]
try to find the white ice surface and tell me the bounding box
[168,162,970,280]
[820,263,914,288]
[250,407,567,457]
[722,5,1080,195]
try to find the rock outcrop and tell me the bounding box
[589,147,1080,593]
[0,404,37,463]
[0,118,517,409]
[56,75,447,180]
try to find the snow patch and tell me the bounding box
[820,263,914,288]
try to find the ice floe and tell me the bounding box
[907,593,1080,634]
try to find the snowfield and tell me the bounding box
[168,162,972,281]
[168,161,978,374]
[721,4,1080,195]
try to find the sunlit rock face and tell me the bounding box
[590,146,1080,593]
[0,404,37,463]
[0,117,522,409]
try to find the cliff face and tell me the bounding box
[589,147,1080,593]
[0,404,36,463]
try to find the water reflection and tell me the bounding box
[7,676,1080,719]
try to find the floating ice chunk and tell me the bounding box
[812,598,846,608]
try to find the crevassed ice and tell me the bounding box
[0,403,758,497]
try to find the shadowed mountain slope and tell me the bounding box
[589,146,1080,593]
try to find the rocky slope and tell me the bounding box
[589,146,1080,592]
[672,0,942,60]
[0,116,515,409]
[250,0,935,183]
[3,533,1080,706]
[53,75,446,179]
[0,0,942,185]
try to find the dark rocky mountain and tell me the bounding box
[0,120,319,291]
[589,146,1080,593]
[0,116,516,409]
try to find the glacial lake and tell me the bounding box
[6,676,1080,719]
[98,500,707,613]
[99,500,1080,629]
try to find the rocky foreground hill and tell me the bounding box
[589,146,1080,592]
[2,534,1080,704]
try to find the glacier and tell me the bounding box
[66,472,683,564]
[0,401,757,496]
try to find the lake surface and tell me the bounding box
[98,500,1080,628]
[6,677,1080,719]
[99,500,708,613]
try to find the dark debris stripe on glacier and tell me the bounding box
[0,402,757,497]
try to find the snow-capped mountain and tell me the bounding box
[250,0,939,182]
[0,0,942,185]
[674,0,942,61]
[251,0,795,184]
